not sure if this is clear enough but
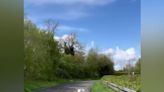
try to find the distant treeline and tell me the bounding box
[24,18,114,81]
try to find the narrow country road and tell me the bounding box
[33,80,94,92]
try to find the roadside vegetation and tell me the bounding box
[24,18,114,92]
[91,80,114,92]
[24,17,141,92]
[101,59,141,91]
[92,58,141,92]
[102,75,141,91]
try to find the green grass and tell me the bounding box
[91,80,114,92]
[102,75,141,92]
[24,79,73,92]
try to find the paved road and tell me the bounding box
[33,80,94,92]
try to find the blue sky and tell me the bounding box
[25,0,140,70]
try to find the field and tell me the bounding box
[102,75,141,92]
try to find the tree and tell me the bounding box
[44,19,58,35]
[97,54,114,77]
[86,48,99,77]
[135,58,141,73]
[86,48,114,77]
[56,54,86,78]
[24,18,60,80]
[59,33,82,56]
[24,17,115,80]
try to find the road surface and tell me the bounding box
[33,80,94,92]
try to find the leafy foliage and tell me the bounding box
[86,49,114,77]
[24,19,60,80]
[24,18,114,81]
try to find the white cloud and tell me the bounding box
[57,25,89,32]
[25,0,116,21]
[85,41,95,52]
[61,34,70,40]
[101,47,140,71]
[54,34,77,43]
[27,8,89,21]
[54,34,69,41]
[25,0,136,21]
[26,0,116,6]
[91,41,95,48]
[37,24,89,33]
[54,36,60,41]
[48,10,89,20]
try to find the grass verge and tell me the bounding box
[102,75,141,92]
[24,79,73,92]
[91,80,114,92]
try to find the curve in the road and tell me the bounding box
[33,80,94,92]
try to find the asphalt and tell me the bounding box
[33,80,94,92]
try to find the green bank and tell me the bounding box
[91,80,114,92]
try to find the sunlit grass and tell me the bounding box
[92,80,114,92]
[102,75,141,92]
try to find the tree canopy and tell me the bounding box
[24,18,114,80]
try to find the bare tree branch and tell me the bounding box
[44,19,58,35]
